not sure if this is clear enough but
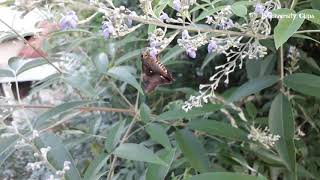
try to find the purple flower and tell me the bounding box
[182,30,190,39]
[102,22,115,39]
[150,40,159,48]
[160,12,169,22]
[173,0,181,11]
[186,47,196,58]
[60,11,78,30]
[255,4,265,14]
[149,47,158,59]
[208,41,217,53]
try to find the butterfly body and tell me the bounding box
[141,51,173,93]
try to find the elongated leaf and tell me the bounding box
[246,54,276,80]
[35,132,82,180]
[93,53,109,73]
[83,152,109,180]
[115,48,143,65]
[0,136,19,167]
[284,73,320,98]
[227,75,279,102]
[17,59,59,75]
[146,148,175,180]
[113,143,167,165]
[34,101,95,128]
[269,94,296,178]
[299,9,320,25]
[140,103,151,122]
[156,104,222,121]
[0,69,14,77]
[63,75,96,97]
[231,4,247,18]
[187,172,267,180]
[250,146,285,166]
[312,0,320,9]
[107,66,143,94]
[146,123,171,149]
[104,120,126,152]
[273,9,305,49]
[175,129,210,173]
[293,34,320,44]
[201,53,217,70]
[188,119,247,141]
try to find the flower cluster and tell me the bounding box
[147,28,180,59]
[248,125,280,149]
[286,46,300,74]
[182,0,279,111]
[60,11,78,30]
[26,146,51,171]
[206,6,234,29]
[101,7,141,39]
[55,161,71,176]
[173,0,197,16]
[177,30,208,58]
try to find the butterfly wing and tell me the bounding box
[141,51,173,93]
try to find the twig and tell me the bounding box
[106,115,138,180]
[0,104,136,115]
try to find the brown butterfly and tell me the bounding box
[141,50,174,93]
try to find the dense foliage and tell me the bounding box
[0,0,320,179]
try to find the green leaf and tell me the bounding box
[284,73,320,98]
[156,103,222,121]
[0,136,19,167]
[104,120,126,152]
[250,146,285,166]
[93,53,109,73]
[115,48,143,65]
[245,54,276,80]
[16,58,59,75]
[145,148,175,180]
[227,75,279,102]
[188,119,248,141]
[83,152,109,180]
[34,101,95,128]
[312,0,320,10]
[0,69,14,77]
[292,34,320,44]
[146,123,171,149]
[201,53,217,70]
[113,143,167,165]
[269,94,296,178]
[162,45,185,64]
[35,132,82,180]
[299,9,320,25]
[8,57,26,72]
[107,66,143,94]
[175,129,210,173]
[273,9,305,49]
[187,172,267,180]
[231,4,247,18]
[63,74,96,97]
[140,103,151,122]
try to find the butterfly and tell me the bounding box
[141,50,174,93]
